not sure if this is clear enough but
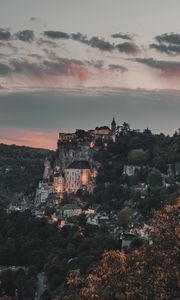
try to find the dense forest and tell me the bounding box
[0,209,118,299]
[0,144,51,206]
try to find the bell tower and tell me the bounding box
[111,117,116,132]
[111,117,116,142]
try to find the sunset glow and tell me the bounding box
[1,0,180,148]
[0,128,56,149]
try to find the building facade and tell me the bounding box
[60,204,82,218]
[64,160,92,193]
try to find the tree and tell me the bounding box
[147,169,162,187]
[0,286,12,300]
[41,290,51,300]
[80,251,127,300]
[76,130,86,139]
[127,198,180,299]
[153,156,167,173]
[117,207,134,228]
[128,148,149,165]
[67,198,180,300]
[128,137,144,150]
[120,122,131,135]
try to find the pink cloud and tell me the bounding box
[69,64,90,81]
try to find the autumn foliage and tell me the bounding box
[67,199,180,300]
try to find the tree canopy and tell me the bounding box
[67,198,180,300]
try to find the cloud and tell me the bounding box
[15,30,34,42]
[0,28,11,40]
[42,30,140,54]
[6,42,18,53]
[28,53,43,60]
[43,58,90,80]
[116,42,140,55]
[0,63,11,76]
[11,60,43,77]
[155,33,180,45]
[0,41,18,54]
[42,49,95,67]
[111,33,132,40]
[150,43,180,55]
[43,60,68,75]
[0,54,8,59]
[37,38,58,48]
[42,48,58,60]
[71,32,87,42]
[30,17,37,22]
[45,50,85,65]
[44,30,69,39]
[70,65,90,81]
[44,31,113,51]
[150,33,180,55]
[87,36,114,51]
[134,57,180,77]
[71,32,139,54]
[108,64,127,72]
[71,33,114,51]
[66,58,84,66]
[0,56,91,83]
[92,60,104,69]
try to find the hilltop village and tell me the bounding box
[23,121,114,230]
[7,118,180,249]
[37,119,116,197]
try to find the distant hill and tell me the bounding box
[0,143,53,206]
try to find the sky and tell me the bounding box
[0,0,180,149]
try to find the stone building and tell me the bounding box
[64,160,92,193]
[35,181,54,203]
[57,118,117,170]
[60,204,82,218]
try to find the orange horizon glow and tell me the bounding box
[0,128,57,150]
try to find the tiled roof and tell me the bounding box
[95,126,111,130]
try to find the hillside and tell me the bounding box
[0,127,180,299]
[92,126,180,216]
[0,143,53,206]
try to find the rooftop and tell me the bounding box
[62,204,81,210]
[95,126,111,130]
